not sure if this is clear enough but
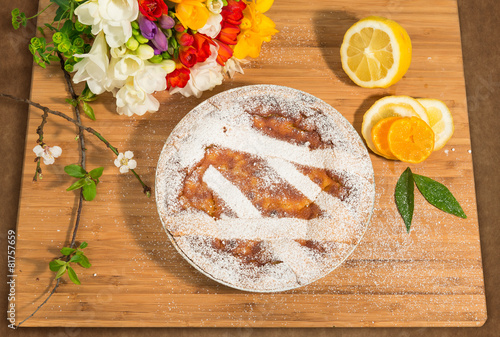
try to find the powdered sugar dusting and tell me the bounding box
[203,165,262,219]
[156,85,375,292]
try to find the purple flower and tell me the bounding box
[158,15,175,30]
[152,29,168,53]
[139,15,157,40]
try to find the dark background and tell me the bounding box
[1,1,498,336]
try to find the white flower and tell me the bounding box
[33,145,62,165]
[159,59,176,74]
[73,31,110,94]
[115,78,159,116]
[74,0,139,48]
[114,151,137,173]
[207,0,224,14]
[135,62,168,93]
[105,53,144,91]
[114,61,170,116]
[223,57,247,78]
[136,45,155,60]
[110,45,128,59]
[170,44,224,98]
[197,13,222,38]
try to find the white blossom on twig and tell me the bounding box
[114,151,137,173]
[33,144,62,165]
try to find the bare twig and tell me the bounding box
[32,159,41,182]
[58,52,86,249]
[16,279,61,327]
[17,56,88,328]
[32,110,48,182]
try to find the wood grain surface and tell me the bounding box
[13,0,486,327]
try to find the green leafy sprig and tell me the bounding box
[12,1,97,119]
[395,167,467,233]
[65,164,104,201]
[49,242,91,285]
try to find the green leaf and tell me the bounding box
[78,255,91,269]
[55,264,67,279]
[65,98,78,106]
[44,23,58,31]
[79,241,88,249]
[89,167,104,180]
[60,247,76,256]
[81,84,97,102]
[66,178,86,191]
[67,266,81,285]
[65,164,87,178]
[51,0,70,11]
[49,260,64,272]
[82,101,96,120]
[70,254,82,263]
[38,61,47,69]
[48,54,60,62]
[395,167,415,233]
[413,174,467,219]
[60,20,73,36]
[82,180,97,201]
[37,26,46,37]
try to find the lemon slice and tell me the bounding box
[417,98,454,150]
[361,96,429,156]
[340,16,412,88]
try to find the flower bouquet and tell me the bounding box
[22,0,277,117]
[3,2,278,321]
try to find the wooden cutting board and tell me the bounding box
[13,0,486,327]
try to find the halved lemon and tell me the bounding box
[361,96,429,156]
[417,98,454,151]
[340,16,412,88]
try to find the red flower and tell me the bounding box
[166,66,190,89]
[217,22,240,46]
[221,0,247,25]
[179,47,198,68]
[192,33,214,63]
[174,23,186,33]
[177,32,194,47]
[216,41,233,65]
[213,0,246,66]
[139,0,168,21]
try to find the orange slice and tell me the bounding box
[388,117,435,163]
[361,95,429,156]
[371,116,401,160]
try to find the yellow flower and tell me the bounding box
[170,0,210,30]
[233,0,278,59]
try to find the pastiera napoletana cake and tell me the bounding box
[156,85,375,292]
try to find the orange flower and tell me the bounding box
[233,0,278,59]
[170,0,210,30]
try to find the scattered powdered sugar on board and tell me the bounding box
[155,85,375,292]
